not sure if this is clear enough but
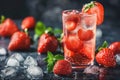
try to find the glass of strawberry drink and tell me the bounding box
[62,10,97,69]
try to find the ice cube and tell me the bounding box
[0,47,7,56]
[26,65,43,79]
[24,56,37,67]
[1,67,17,78]
[10,53,24,62]
[83,65,99,74]
[6,58,20,67]
[116,54,120,65]
[0,56,6,62]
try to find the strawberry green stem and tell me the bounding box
[95,41,108,54]
[0,15,5,24]
[83,1,96,12]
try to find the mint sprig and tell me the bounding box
[44,51,64,73]
[34,21,46,36]
[96,41,108,53]
[34,21,62,41]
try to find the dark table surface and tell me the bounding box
[0,20,120,80]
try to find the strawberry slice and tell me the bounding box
[66,52,92,65]
[64,46,74,57]
[65,34,83,52]
[78,29,94,41]
[79,47,93,60]
[96,48,116,67]
[65,21,77,31]
[65,15,79,31]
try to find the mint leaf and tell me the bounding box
[54,54,64,60]
[45,27,62,36]
[53,28,62,35]
[45,27,53,34]
[34,21,46,36]
[34,21,46,41]
[45,51,55,73]
[101,41,108,48]
[47,62,54,73]
[34,21,62,43]
[47,51,54,59]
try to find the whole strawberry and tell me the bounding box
[96,48,116,67]
[0,18,19,37]
[53,60,72,76]
[37,33,58,53]
[21,16,36,30]
[8,31,31,51]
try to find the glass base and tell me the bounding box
[72,62,94,72]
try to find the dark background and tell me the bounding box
[0,0,120,27]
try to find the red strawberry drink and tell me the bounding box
[62,10,97,69]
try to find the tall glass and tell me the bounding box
[62,10,97,69]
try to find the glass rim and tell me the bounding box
[62,9,96,17]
